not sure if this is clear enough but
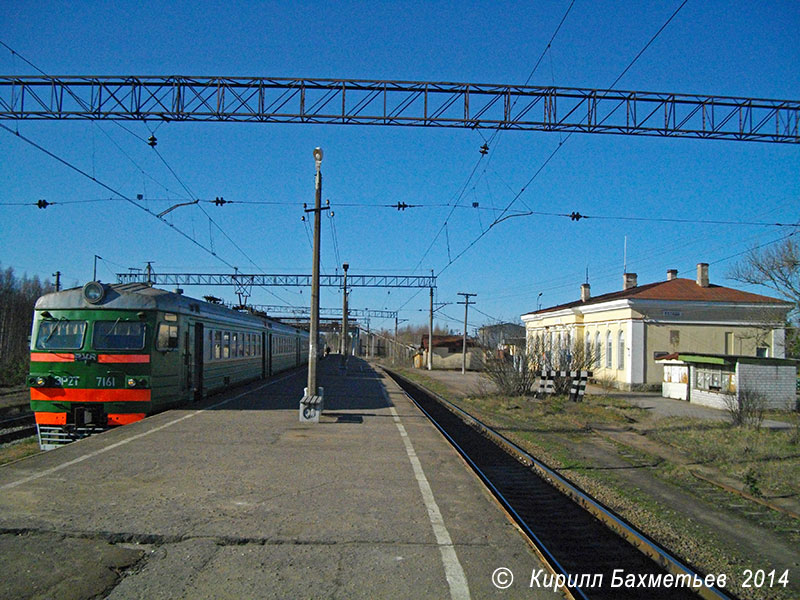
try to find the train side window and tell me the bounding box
[223,331,230,359]
[156,323,179,351]
[207,331,214,361]
[245,334,251,357]
[232,332,239,359]
[214,330,221,360]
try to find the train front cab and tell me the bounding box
[29,308,156,450]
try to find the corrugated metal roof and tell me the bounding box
[527,278,792,316]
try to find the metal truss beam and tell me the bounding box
[252,305,396,319]
[116,272,436,288]
[2,76,798,143]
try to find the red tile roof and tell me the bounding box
[527,278,791,315]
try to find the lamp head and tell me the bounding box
[313,147,323,163]
[343,262,349,272]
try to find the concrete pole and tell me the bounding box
[341,263,349,358]
[307,147,323,397]
[458,292,476,375]
[428,286,433,370]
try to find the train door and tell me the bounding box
[194,322,204,401]
[260,331,266,379]
[268,333,273,376]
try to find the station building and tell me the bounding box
[521,264,793,390]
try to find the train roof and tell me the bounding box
[35,282,308,336]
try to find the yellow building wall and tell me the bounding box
[644,324,774,385]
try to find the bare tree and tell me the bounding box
[0,266,54,386]
[482,334,597,397]
[729,238,800,355]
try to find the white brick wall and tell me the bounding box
[737,362,796,410]
[687,361,797,411]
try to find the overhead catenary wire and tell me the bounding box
[0,123,239,271]
[432,0,691,282]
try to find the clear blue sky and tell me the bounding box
[2,1,798,335]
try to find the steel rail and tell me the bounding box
[385,368,733,600]
[0,413,36,444]
[1,76,797,143]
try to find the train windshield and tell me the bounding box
[36,320,87,350]
[93,320,146,350]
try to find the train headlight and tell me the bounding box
[34,376,47,387]
[127,377,137,388]
[82,281,105,304]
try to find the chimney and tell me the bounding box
[667,269,678,281]
[623,272,638,290]
[581,283,591,302]
[696,263,709,287]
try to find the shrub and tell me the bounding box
[724,388,767,428]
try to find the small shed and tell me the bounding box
[656,353,797,410]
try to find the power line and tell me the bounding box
[432,0,691,280]
[0,123,241,271]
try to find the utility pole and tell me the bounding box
[341,262,349,362]
[300,147,328,422]
[428,279,434,370]
[366,314,371,359]
[458,292,477,375]
[52,271,61,292]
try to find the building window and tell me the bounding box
[670,330,680,347]
[595,332,601,368]
[756,347,768,358]
[617,330,625,370]
[605,331,612,369]
[724,331,734,355]
[585,333,591,365]
[694,365,736,393]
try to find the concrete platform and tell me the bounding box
[0,357,559,599]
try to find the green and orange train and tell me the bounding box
[28,281,309,449]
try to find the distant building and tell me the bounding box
[521,264,793,390]
[420,335,482,370]
[478,323,526,358]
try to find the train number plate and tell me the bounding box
[53,375,80,387]
[96,376,117,388]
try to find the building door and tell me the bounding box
[193,322,204,401]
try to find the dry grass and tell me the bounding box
[0,438,41,466]
[649,418,800,498]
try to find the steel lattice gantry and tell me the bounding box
[116,272,436,288]
[252,306,397,319]
[2,75,798,143]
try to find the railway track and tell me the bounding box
[385,369,733,600]
[0,413,36,444]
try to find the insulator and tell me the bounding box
[147,135,157,147]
